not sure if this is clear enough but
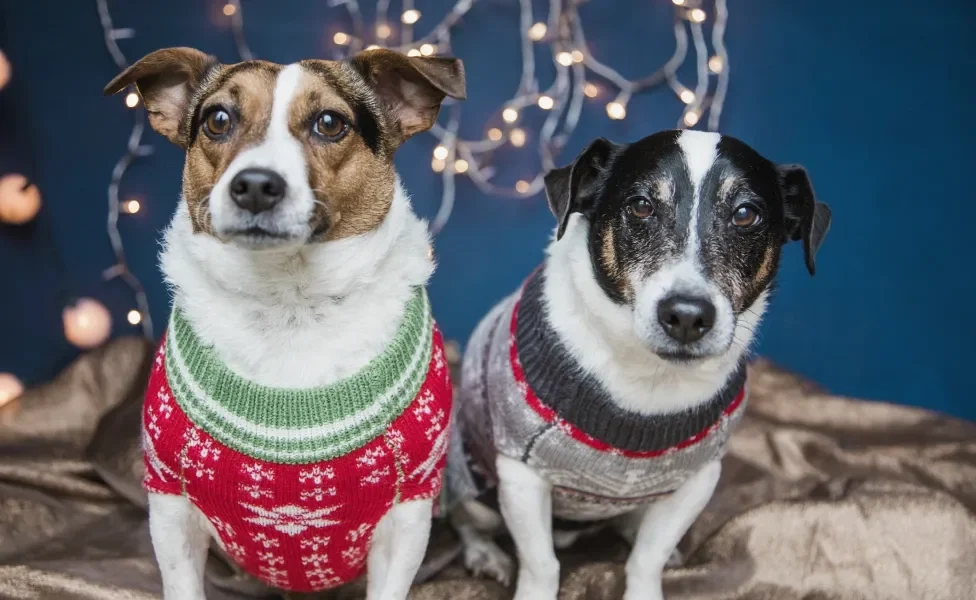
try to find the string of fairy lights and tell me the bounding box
[0,0,732,406]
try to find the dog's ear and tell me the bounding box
[545,138,619,240]
[779,164,831,276]
[103,47,217,148]
[350,49,466,143]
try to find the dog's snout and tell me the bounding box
[657,295,716,344]
[229,168,287,214]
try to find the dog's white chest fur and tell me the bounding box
[160,182,432,388]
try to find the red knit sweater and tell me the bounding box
[143,320,452,592]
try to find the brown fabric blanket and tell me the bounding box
[1,337,973,600]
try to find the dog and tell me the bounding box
[447,130,831,600]
[103,47,465,600]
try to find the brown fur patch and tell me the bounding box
[755,243,777,285]
[181,63,280,234]
[292,64,396,240]
[600,222,631,300]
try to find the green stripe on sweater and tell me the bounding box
[164,288,432,463]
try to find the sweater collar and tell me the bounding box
[513,268,746,455]
[164,287,433,463]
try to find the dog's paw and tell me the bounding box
[463,538,514,586]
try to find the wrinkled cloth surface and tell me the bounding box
[0,336,974,600]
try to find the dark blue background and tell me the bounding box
[2,1,974,419]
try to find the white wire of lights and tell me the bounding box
[95,0,155,338]
[224,0,731,236]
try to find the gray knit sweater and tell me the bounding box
[446,268,748,522]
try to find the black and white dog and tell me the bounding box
[448,130,831,600]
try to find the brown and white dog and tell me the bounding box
[104,47,464,600]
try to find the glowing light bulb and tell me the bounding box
[0,50,10,91]
[333,32,350,45]
[222,3,236,16]
[419,43,436,56]
[537,95,554,110]
[454,159,469,174]
[0,174,42,225]
[683,110,701,126]
[672,0,685,5]
[528,22,547,41]
[509,128,527,147]
[487,128,503,141]
[63,298,112,349]
[606,101,627,120]
[708,55,724,74]
[556,52,573,66]
[123,199,141,214]
[515,180,530,194]
[376,23,392,39]
[366,44,381,51]
[679,89,696,104]
[407,48,422,57]
[431,158,446,173]
[502,107,519,123]
[127,310,142,325]
[433,145,449,160]
[571,50,585,63]
[689,8,706,23]
[584,83,599,98]
[125,92,139,108]
[0,373,23,408]
[401,9,421,25]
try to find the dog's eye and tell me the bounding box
[732,204,762,228]
[203,108,232,139]
[313,111,348,141]
[628,196,654,219]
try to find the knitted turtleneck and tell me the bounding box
[143,287,453,592]
[164,287,434,463]
[447,267,748,522]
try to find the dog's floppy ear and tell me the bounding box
[779,164,831,276]
[103,47,217,148]
[545,138,619,240]
[350,48,466,143]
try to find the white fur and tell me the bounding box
[151,63,436,600]
[623,460,721,600]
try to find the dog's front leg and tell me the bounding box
[366,498,433,600]
[148,493,211,600]
[497,455,559,600]
[623,460,721,600]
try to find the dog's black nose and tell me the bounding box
[229,168,286,214]
[657,295,716,344]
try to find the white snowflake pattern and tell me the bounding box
[341,545,366,567]
[225,541,247,561]
[181,428,221,481]
[154,348,164,372]
[146,412,163,441]
[257,551,285,567]
[251,532,280,549]
[298,465,335,484]
[242,503,341,536]
[362,466,391,485]
[242,462,275,483]
[300,486,337,503]
[412,389,435,421]
[346,522,371,544]
[356,447,387,468]
[258,565,290,588]
[433,344,446,374]
[208,515,236,539]
[299,535,331,552]
[240,483,274,500]
[306,565,342,588]
[300,552,329,568]
[424,408,446,441]
[156,389,173,419]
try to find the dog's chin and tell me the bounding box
[217,227,309,251]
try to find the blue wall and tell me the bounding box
[2,1,974,419]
